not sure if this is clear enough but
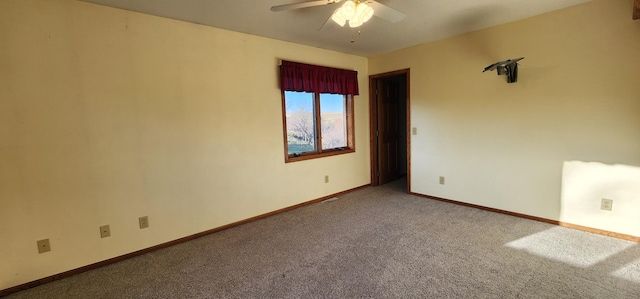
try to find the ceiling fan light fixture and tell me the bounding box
[356,3,374,23]
[349,15,363,27]
[331,8,346,26]
[330,0,375,28]
[339,1,357,20]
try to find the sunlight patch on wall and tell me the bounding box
[504,227,634,268]
[560,161,640,237]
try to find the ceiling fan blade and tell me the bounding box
[367,0,406,23]
[271,0,333,12]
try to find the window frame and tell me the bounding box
[281,91,355,163]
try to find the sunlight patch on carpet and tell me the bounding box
[504,227,635,268]
[610,257,640,284]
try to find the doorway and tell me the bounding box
[369,69,410,191]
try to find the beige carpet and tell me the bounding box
[6,178,640,298]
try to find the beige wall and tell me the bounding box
[3,0,640,292]
[0,0,370,289]
[370,0,640,236]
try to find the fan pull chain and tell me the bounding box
[350,30,361,43]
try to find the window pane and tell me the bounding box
[320,93,347,150]
[285,91,316,154]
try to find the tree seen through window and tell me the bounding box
[285,91,348,155]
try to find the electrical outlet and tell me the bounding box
[37,239,51,254]
[412,127,418,135]
[325,175,329,183]
[100,225,111,238]
[439,176,445,185]
[601,198,613,211]
[139,216,149,229]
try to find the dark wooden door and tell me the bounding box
[376,78,402,185]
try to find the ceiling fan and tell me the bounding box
[271,0,406,28]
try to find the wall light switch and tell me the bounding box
[412,127,418,135]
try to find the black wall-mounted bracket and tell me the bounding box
[483,57,524,83]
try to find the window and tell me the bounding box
[283,91,354,161]
[279,60,358,162]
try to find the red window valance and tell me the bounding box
[280,60,359,95]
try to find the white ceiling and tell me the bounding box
[78,0,592,57]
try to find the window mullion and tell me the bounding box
[314,93,323,152]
